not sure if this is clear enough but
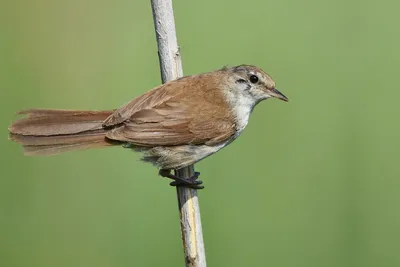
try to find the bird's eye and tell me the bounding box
[249,75,259,84]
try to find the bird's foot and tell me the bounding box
[159,169,204,189]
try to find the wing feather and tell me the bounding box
[104,72,236,146]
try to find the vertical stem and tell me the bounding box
[150,1,207,266]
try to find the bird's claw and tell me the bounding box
[159,170,204,189]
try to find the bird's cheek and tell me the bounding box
[257,89,271,100]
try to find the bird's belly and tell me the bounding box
[137,141,230,170]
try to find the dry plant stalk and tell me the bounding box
[150,0,207,266]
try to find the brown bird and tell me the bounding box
[8,65,288,188]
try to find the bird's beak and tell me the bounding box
[269,88,288,102]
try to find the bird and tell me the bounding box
[8,64,288,189]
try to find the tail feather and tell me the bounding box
[21,140,118,156]
[9,109,120,156]
[9,129,108,146]
[9,109,115,135]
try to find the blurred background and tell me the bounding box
[1,0,400,266]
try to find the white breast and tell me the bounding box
[222,86,257,137]
[232,96,254,134]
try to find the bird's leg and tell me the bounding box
[158,169,204,189]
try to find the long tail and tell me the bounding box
[8,109,120,156]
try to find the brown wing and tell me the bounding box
[104,73,236,147]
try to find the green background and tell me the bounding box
[1,0,400,266]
